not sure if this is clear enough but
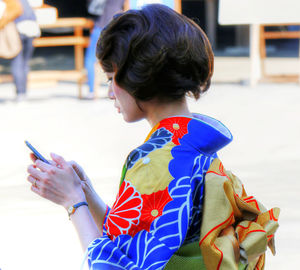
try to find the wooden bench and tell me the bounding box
[259,23,300,83]
[34,18,93,98]
[0,17,94,99]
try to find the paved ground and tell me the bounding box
[0,60,299,269]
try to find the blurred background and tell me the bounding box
[0,0,299,269]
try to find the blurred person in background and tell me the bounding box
[0,0,39,101]
[85,0,124,99]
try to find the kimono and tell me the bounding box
[87,114,279,269]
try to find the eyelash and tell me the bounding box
[107,78,112,83]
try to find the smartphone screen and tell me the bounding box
[25,141,50,164]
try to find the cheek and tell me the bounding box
[112,80,122,97]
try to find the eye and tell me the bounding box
[107,78,112,84]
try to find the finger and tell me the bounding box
[27,164,45,180]
[31,152,57,166]
[70,162,85,180]
[27,175,36,185]
[48,160,59,167]
[30,153,37,163]
[35,159,57,174]
[31,184,43,197]
[50,153,69,169]
[27,175,40,187]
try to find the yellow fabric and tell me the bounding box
[126,142,175,194]
[199,158,280,270]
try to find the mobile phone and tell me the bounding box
[25,141,50,164]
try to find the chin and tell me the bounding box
[123,115,144,123]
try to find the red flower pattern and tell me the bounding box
[105,180,143,240]
[158,117,191,145]
[129,187,173,237]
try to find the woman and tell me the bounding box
[0,0,38,101]
[85,0,124,99]
[27,4,278,269]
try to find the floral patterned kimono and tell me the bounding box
[87,114,279,269]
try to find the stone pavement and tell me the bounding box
[0,76,299,269]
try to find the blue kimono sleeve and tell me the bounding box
[87,175,194,270]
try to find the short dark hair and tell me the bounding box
[96,4,214,102]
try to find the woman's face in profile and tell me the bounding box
[107,72,145,123]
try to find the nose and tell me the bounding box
[108,85,115,100]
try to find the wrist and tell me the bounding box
[63,191,86,210]
[67,201,89,219]
[82,181,97,202]
[82,179,94,194]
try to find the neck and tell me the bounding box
[143,98,193,127]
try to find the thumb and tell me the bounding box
[71,162,85,181]
[50,153,68,169]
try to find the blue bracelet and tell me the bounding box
[67,201,88,219]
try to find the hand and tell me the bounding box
[67,161,107,233]
[30,154,94,202]
[27,153,86,209]
[67,160,94,194]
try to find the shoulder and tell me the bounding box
[125,128,176,195]
[123,114,233,194]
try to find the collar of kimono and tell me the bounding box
[145,114,233,155]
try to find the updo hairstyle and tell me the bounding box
[96,4,214,102]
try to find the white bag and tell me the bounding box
[0,21,22,59]
[16,20,41,38]
[87,0,107,16]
